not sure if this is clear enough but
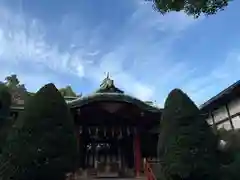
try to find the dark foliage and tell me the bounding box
[149,0,231,18]
[0,83,11,119]
[0,83,12,153]
[158,89,219,180]
[59,85,78,97]
[0,83,78,180]
[218,128,240,180]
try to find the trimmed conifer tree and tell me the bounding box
[0,83,78,180]
[0,83,11,120]
[158,89,219,180]
[0,84,12,153]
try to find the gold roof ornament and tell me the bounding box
[96,72,124,93]
[100,72,114,88]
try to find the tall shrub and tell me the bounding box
[158,89,219,180]
[0,83,78,180]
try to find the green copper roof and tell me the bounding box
[68,74,161,113]
[67,92,161,113]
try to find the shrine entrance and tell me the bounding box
[86,140,123,177]
[93,142,120,177]
[68,74,161,178]
[79,124,136,177]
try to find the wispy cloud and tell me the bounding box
[181,51,240,105]
[0,8,86,76]
[0,2,198,101]
[1,0,237,106]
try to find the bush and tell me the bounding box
[218,129,240,180]
[0,83,11,120]
[0,83,78,180]
[0,83,12,153]
[158,89,219,180]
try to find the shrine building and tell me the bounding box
[68,75,161,177]
[9,73,240,178]
[10,74,162,178]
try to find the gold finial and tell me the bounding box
[100,72,112,88]
[97,72,124,93]
[104,72,110,79]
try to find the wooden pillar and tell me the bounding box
[210,111,217,133]
[94,143,98,168]
[82,127,87,170]
[92,143,95,168]
[76,126,80,169]
[226,104,234,130]
[118,143,121,169]
[134,129,141,177]
[86,147,89,168]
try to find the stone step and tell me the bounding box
[76,179,143,180]
[75,177,146,180]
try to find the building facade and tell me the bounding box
[67,75,160,177]
[200,80,240,131]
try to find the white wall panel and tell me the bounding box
[217,120,232,130]
[232,116,240,129]
[204,96,240,130]
[228,98,240,115]
[213,106,228,123]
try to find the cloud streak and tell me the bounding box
[0,0,238,106]
[0,2,199,101]
[183,51,240,105]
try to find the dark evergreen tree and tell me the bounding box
[158,89,219,180]
[0,83,11,119]
[59,85,78,97]
[0,83,12,153]
[218,129,240,180]
[220,152,240,180]
[0,83,78,180]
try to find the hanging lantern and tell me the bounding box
[127,126,130,136]
[104,127,107,137]
[112,127,114,137]
[79,126,82,134]
[88,127,91,135]
[77,108,81,115]
[118,127,122,139]
[96,127,99,136]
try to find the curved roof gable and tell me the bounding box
[67,74,161,113]
[67,92,161,113]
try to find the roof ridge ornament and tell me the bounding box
[106,72,110,79]
[96,72,124,94]
[100,72,113,88]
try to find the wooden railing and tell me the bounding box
[144,158,157,180]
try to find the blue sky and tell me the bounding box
[0,0,239,106]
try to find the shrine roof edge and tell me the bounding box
[67,92,162,113]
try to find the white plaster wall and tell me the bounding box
[212,106,228,123]
[228,98,240,129]
[205,97,240,129]
[232,116,240,129]
[217,120,232,130]
[228,98,240,115]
